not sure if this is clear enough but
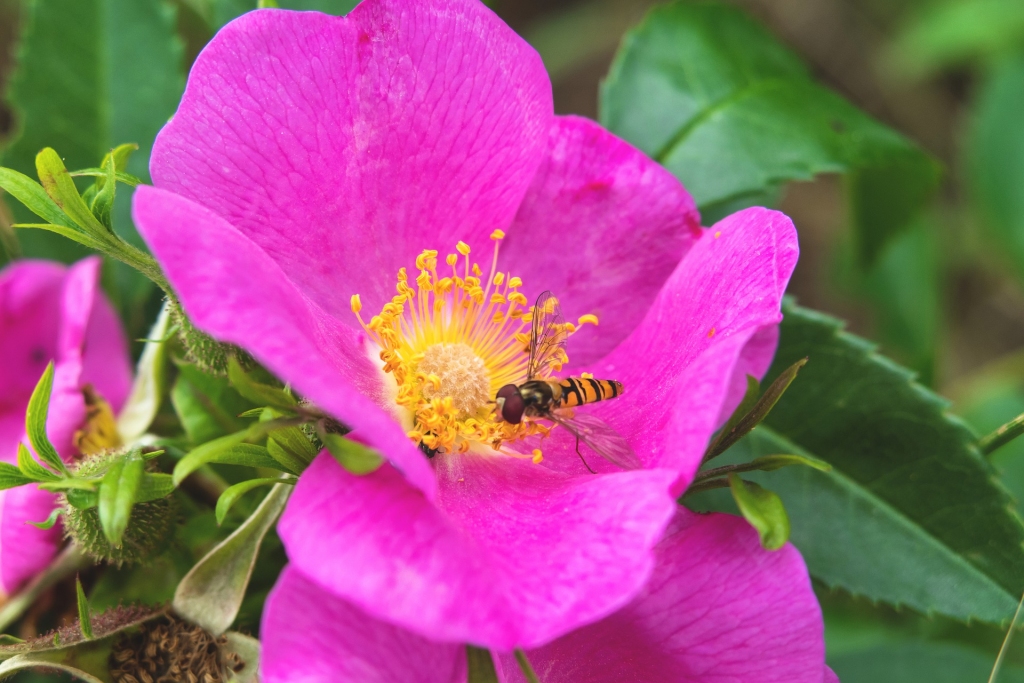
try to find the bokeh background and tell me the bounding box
[3,0,1024,680]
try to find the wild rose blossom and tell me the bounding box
[132,0,806,652]
[0,257,131,597]
[261,510,837,683]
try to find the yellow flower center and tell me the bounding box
[351,231,595,457]
[74,386,123,456]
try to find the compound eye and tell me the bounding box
[496,384,525,424]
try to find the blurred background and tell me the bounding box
[3,0,1024,680]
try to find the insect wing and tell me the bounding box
[547,411,642,471]
[527,291,568,380]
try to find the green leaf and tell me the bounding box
[75,576,93,640]
[171,362,252,444]
[17,443,59,482]
[716,374,759,441]
[0,461,34,490]
[600,2,939,262]
[0,167,79,231]
[694,453,832,486]
[829,640,1024,683]
[852,219,941,384]
[97,451,144,547]
[35,148,113,239]
[222,632,260,683]
[12,221,107,251]
[0,652,108,683]
[217,443,289,471]
[690,301,1024,624]
[467,646,499,683]
[205,0,358,28]
[173,430,252,486]
[69,168,142,187]
[1,0,184,309]
[704,358,806,461]
[29,508,62,530]
[215,477,293,526]
[888,0,1024,77]
[25,362,68,476]
[38,478,101,492]
[227,356,297,410]
[728,474,789,550]
[65,489,99,510]
[969,55,1024,287]
[173,482,291,635]
[322,433,383,475]
[266,427,317,474]
[116,303,173,443]
[136,473,175,503]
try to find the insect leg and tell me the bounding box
[574,432,596,474]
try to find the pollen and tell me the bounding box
[74,386,123,456]
[352,235,588,457]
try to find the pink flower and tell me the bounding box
[0,257,131,596]
[132,0,800,650]
[261,509,837,683]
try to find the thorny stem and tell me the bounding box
[514,649,541,683]
[0,545,90,633]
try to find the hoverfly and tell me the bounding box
[495,291,640,472]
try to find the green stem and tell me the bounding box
[0,545,89,633]
[979,412,1024,458]
[683,477,731,496]
[989,591,1024,683]
[514,649,541,683]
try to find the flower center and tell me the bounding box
[74,386,123,456]
[418,343,491,414]
[352,232,596,457]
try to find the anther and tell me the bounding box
[577,314,599,327]
[456,241,471,256]
[490,229,506,240]
[350,294,362,314]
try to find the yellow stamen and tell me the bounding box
[353,240,595,456]
[74,386,123,456]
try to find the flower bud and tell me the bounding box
[61,451,177,566]
[169,299,253,377]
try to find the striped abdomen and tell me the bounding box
[554,377,623,408]
[518,378,624,417]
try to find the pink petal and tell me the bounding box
[501,115,701,366]
[497,511,826,683]
[543,208,797,490]
[262,566,467,683]
[824,667,841,683]
[133,186,437,497]
[47,258,132,458]
[0,258,130,596]
[277,451,677,649]
[150,0,553,319]
[0,261,65,460]
[0,485,60,597]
